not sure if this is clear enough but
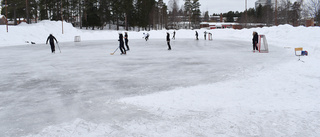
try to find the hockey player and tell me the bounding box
[208,32,212,40]
[46,34,58,53]
[167,32,171,50]
[143,33,150,41]
[172,31,176,40]
[204,31,207,40]
[252,31,259,52]
[195,31,199,40]
[119,33,126,55]
[124,32,130,51]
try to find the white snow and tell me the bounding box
[0,20,320,137]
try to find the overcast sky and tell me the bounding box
[163,0,257,14]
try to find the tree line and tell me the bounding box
[216,0,319,26]
[0,0,202,30]
[237,0,305,26]
[1,0,169,30]
[1,0,319,30]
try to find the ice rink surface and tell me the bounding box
[1,38,316,136]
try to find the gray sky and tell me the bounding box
[164,0,256,14]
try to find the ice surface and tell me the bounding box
[0,21,320,136]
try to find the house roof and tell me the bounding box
[200,22,238,25]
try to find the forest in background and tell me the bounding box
[1,0,320,30]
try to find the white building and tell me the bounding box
[255,0,275,8]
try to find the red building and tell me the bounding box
[0,15,7,25]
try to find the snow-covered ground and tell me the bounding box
[0,21,320,137]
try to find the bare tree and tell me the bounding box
[306,0,320,16]
[278,0,292,24]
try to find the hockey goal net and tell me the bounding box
[258,35,268,53]
[74,36,81,42]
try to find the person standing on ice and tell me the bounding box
[208,32,212,40]
[143,33,149,41]
[172,31,176,40]
[118,33,126,55]
[46,34,58,53]
[195,31,199,40]
[124,32,130,51]
[252,31,259,52]
[167,32,171,50]
[204,31,207,40]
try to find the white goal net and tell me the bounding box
[74,36,81,42]
[258,35,268,53]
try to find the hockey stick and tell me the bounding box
[110,47,119,55]
[57,43,61,53]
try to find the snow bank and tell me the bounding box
[1,20,320,49]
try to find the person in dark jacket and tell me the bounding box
[143,33,149,41]
[119,33,126,55]
[252,31,259,51]
[195,31,199,40]
[124,32,130,51]
[167,32,171,50]
[172,31,176,40]
[46,34,58,53]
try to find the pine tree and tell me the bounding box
[83,0,101,30]
[1,0,25,25]
[203,11,209,22]
[184,0,192,29]
[256,4,263,23]
[38,0,49,20]
[135,0,156,30]
[290,2,302,26]
[191,0,201,28]
[97,0,111,30]
[123,0,134,30]
[316,9,320,24]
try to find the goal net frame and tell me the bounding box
[258,35,269,53]
[74,36,81,42]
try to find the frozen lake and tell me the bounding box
[0,39,293,136]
